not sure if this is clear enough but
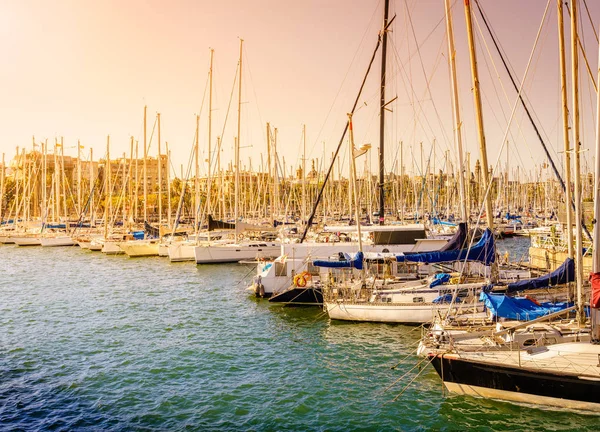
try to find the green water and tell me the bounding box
[0,241,597,431]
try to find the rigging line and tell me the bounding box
[563,1,598,93]
[390,32,451,150]
[300,16,394,243]
[388,20,449,147]
[403,0,452,148]
[212,61,239,172]
[475,0,593,243]
[473,11,543,173]
[307,0,383,158]
[582,0,599,43]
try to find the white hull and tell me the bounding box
[119,240,160,257]
[324,301,455,324]
[12,236,42,246]
[40,236,75,247]
[168,243,196,262]
[101,241,124,255]
[194,242,280,264]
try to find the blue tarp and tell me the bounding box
[433,293,462,303]
[396,228,495,266]
[480,292,572,321]
[429,273,451,288]
[432,217,457,227]
[313,251,364,270]
[132,231,145,240]
[506,258,575,293]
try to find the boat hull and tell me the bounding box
[194,244,280,264]
[429,353,600,411]
[268,287,323,305]
[325,301,453,324]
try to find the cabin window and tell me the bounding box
[275,262,286,277]
[412,297,424,303]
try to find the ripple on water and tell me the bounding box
[1,239,599,431]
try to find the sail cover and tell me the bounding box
[313,251,364,270]
[144,221,159,238]
[480,292,572,321]
[506,258,574,293]
[208,214,235,231]
[395,228,495,266]
[438,222,467,251]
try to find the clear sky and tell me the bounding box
[1,0,599,180]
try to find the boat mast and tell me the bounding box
[166,142,171,227]
[378,0,390,225]
[143,105,148,223]
[348,113,363,253]
[591,33,600,341]
[90,147,94,226]
[77,140,82,216]
[129,137,134,230]
[444,0,467,222]
[157,112,162,225]
[235,39,243,239]
[464,0,493,232]
[60,137,67,221]
[570,0,585,324]
[207,48,214,226]
[104,136,110,240]
[557,0,574,258]
[195,114,200,238]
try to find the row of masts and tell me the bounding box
[0,139,595,227]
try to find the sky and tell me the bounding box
[1,0,599,180]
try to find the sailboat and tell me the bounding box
[424,0,600,410]
[193,40,281,265]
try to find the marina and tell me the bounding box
[3,0,600,429]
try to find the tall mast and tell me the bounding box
[557,0,574,258]
[104,136,110,239]
[157,112,162,224]
[378,0,390,225]
[302,124,307,224]
[195,114,200,238]
[60,137,67,221]
[570,0,585,324]
[464,0,493,231]
[128,137,134,229]
[591,33,600,341]
[348,113,363,253]
[143,105,148,223]
[235,38,243,239]
[41,142,46,224]
[90,147,94,225]
[445,0,467,222]
[207,48,214,219]
[166,142,171,227]
[77,140,82,216]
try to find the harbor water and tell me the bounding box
[1,238,597,431]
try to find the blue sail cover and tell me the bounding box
[431,217,457,227]
[313,251,364,270]
[480,292,571,321]
[506,258,575,293]
[396,228,495,266]
[439,222,468,252]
